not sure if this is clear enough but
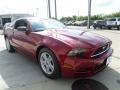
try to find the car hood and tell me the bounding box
[35,29,110,48]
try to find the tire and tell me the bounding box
[5,37,15,52]
[93,26,96,29]
[117,26,120,30]
[108,27,111,30]
[38,48,60,79]
[100,26,103,29]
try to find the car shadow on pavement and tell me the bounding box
[0,50,120,90]
[71,79,109,90]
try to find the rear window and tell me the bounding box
[108,19,116,21]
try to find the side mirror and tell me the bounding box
[17,26,28,31]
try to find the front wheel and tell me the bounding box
[38,48,60,79]
[5,37,15,52]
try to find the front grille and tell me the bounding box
[91,43,110,57]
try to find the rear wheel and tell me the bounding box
[5,37,15,52]
[38,48,60,79]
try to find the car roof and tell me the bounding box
[18,17,50,21]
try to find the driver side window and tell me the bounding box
[14,20,28,30]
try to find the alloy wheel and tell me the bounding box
[40,52,54,75]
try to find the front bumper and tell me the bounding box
[61,48,113,77]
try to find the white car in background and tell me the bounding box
[106,18,120,30]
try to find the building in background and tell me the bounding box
[0,13,33,28]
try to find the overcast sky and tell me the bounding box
[0,0,120,18]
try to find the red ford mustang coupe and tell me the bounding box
[4,17,113,79]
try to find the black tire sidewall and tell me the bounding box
[38,48,60,79]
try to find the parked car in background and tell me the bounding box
[4,17,113,79]
[93,20,106,29]
[72,21,82,26]
[79,20,87,26]
[106,18,120,30]
[81,20,93,26]
[73,20,93,26]
[73,21,85,26]
[65,21,74,26]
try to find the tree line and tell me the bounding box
[60,11,120,22]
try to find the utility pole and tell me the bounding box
[36,8,39,16]
[77,10,80,17]
[54,0,57,19]
[87,0,92,29]
[47,0,51,18]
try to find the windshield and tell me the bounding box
[29,19,65,31]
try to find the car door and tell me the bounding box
[12,19,35,55]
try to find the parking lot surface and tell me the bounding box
[0,27,120,90]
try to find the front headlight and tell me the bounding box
[67,49,87,57]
